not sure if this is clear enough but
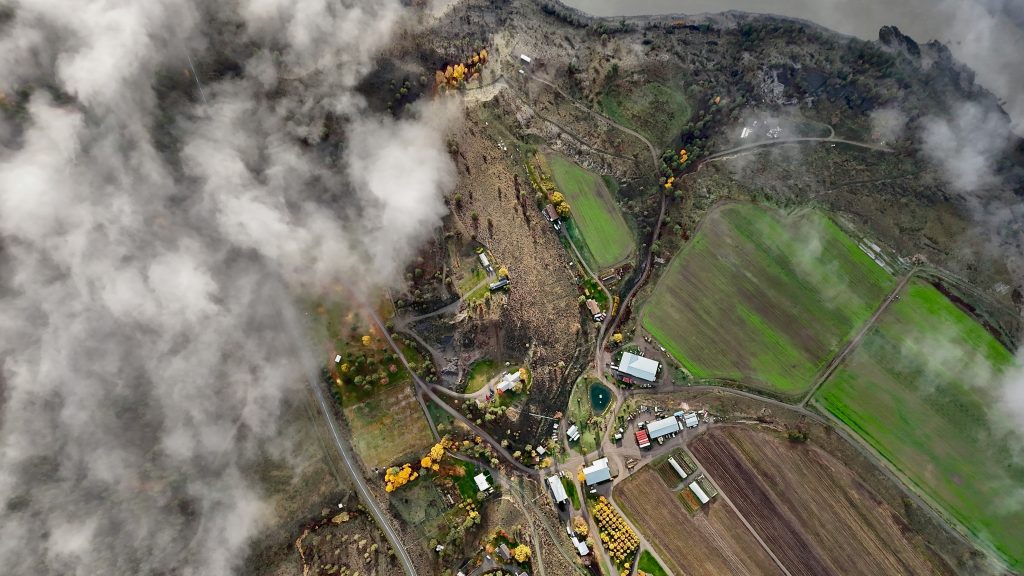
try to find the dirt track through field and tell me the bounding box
[691,427,953,576]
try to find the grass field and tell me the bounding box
[642,204,894,397]
[562,476,580,510]
[343,383,434,469]
[600,82,691,147]
[465,358,500,393]
[815,280,1024,568]
[637,551,669,576]
[547,154,634,269]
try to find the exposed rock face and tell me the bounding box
[878,25,921,58]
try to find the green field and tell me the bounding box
[815,280,1024,567]
[465,358,500,393]
[547,154,634,269]
[642,204,894,397]
[600,82,691,147]
[637,550,669,576]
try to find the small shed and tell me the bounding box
[497,543,512,561]
[571,536,589,556]
[474,473,490,492]
[583,457,611,486]
[489,277,509,291]
[635,429,650,449]
[520,54,532,64]
[684,413,699,428]
[566,424,581,442]
[544,204,559,222]
[585,299,605,321]
[668,457,687,480]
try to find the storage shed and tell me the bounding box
[618,352,659,382]
[546,475,568,504]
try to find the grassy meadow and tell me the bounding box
[815,280,1024,568]
[642,204,894,397]
[600,81,691,147]
[546,154,634,270]
[343,382,434,469]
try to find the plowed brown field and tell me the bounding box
[616,466,782,576]
[690,426,953,576]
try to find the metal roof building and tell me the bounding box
[668,457,687,480]
[474,473,490,492]
[566,424,581,442]
[618,352,659,382]
[571,536,589,556]
[635,429,650,449]
[583,457,611,485]
[546,475,568,504]
[647,416,680,440]
[684,413,699,428]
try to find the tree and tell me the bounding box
[512,544,531,563]
[611,332,624,345]
[556,202,571,218]
[497,265,509,279]
[550,191,565,205]
[573,516,589,536]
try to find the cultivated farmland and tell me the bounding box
[546,154,634,270]
[691,426,954,576]
[616,466,782,576]
[343,383,434,469]
[642,203,894,397]
[815,280,1024,568]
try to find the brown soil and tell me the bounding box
[616,466,782,576]
[690,426,955,576]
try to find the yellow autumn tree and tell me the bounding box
[556,202,571,218]
[550,192,565,205]
[512,544,531,563]
[497,265,509,279]
[420,456,432,470]
[611,332,624,344]
[361,334,371,346]
[573,516,589,536]
[429,442,445,461]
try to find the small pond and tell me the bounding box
[590,382,612,414]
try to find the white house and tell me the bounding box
[546,475,568,504]
[496,370,522,393]
[474,473,490,492]
[566,424,581,442]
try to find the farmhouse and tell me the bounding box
[546,475,568,505]
[647,416,680,440]
[474,473,491,492]
[688,481,710,505]
[635,429,651,449]
[566,424,581,442]
[618,352,660,382]
[585,299,605,321]
[583,457,611,485]
[497,543,511,561]
[496,370,522,393]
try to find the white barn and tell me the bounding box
[583,458,611,486]
[546,475,568,504]
[647,416,680,440]
[618,352,659,382]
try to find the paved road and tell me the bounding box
[283,303,418,576]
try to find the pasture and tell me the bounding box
[343,383,434,469]
[600,81,691,147]
[546,154,634,270]
[815,280,1024,568]
[691,426,954,576]
[641,203,894,398]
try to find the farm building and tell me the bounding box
[489,278,509,291]
[668,457,687,480]
[688,481,710,504]
[547,475,568,504]
[544,203,559,222]
[683,412,699,428]
[635,429,651,449]
[497,543,511,561]
[618,352,660,382]
[647,416,680,440]
[520,53,532,64]
[474,473,490,492]
[566,424,581,442]
[583,457,612,485]
[585,299,605,321]
[571,536,589,556]
[496,370,522,393]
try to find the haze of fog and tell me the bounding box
[562,0,1024,133]
[0,1,455,575]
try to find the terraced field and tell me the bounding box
[546,154,634,270]
[690,426,954,576]
[642,203,894,397]
[815,280,1024,568]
